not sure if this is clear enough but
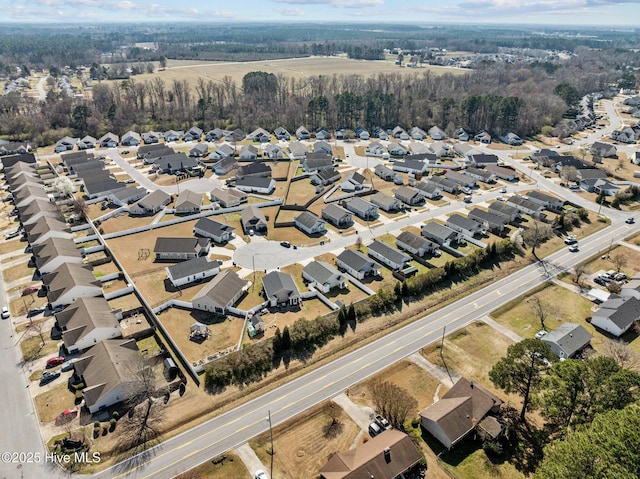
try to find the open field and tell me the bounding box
[2,261,35,282]
[177,452,248,479]
[249,401,361,479]
[0,239,27,255]
[104,56,468,91]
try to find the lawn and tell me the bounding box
[93,261,120,277]
[107,293,143,313]
[20,333,59,362]
[249,401,360,479]
[176,452,248,479]
[285,178,318,206]
[34,383,78,423]
[280,263,306,292]
[579,244,640,277]
[237,271,267,310]
[10,293,48,316]
[98,211,157,234]
[2,261,35,282]
[0,239,27,254]
[156,307,245,365]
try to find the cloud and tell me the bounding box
[275,6,305,15]
[272,0,331,3]
[336,0,383,7]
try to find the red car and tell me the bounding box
[45,356,65,368]
[21,286,39,296]
[55,407,78,424]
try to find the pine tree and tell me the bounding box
[282,326,292,351]
[348,303,356,321]
[273,327,282,355]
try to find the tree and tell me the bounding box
[553,83,581,107]
[369,380,417,429]
[521,220,552,260]
[527,295,549,331]
[560,166,579,183]
[611,253,627,273]
[601,338,639,372]
[535,405,640,479]
[355,234,362,251]
[573,264,586,289]
[281,326,292,351]
[489,338,555,421]
[72,196,88,217]
[51,176,75,197]
[71,104,91,134]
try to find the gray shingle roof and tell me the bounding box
[262,271,300,302]
[167,257,220,281]
[368,240,410,266]
[192,269,248,309]
[194,217,234,237]
[542,323,592,358]
[303,261,342,285]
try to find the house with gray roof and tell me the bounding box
[82,174,125,199]
[580,178,621,196]
[590,296,640,337]
[302,261,347,293]
[189,143,209,157]
[129,189,171,216]
[164,130,184,142]
[241,205,267,233]
[427,176,458,194]
[468,208,507,233]
[166,257,221,288]
[184,126,203,142]
[235,176,275,194]
[469,153,499,167]
[42,262,103,308]
[336,249,381,280]
[193,217,234,243]
[175,189,202,214]
[485,164,517,181]
[388,143,408,157]
[393,159,427,175]
[370,192,402,212]
[262,271,301,307]
[507,195,546,218]
[191,269,249,314]
[108,187,147,207]
[247,128,271,143]
[445,170,476,188]
[153,153,198,174]
[141,131,160,144]
[98,132,119,148]
[366,142,387,157]
[313,140,333,155]
[410,126,427,140]
[488,201,520,222]
[210,143,235,161]
[392,126,409,140]
[264,144,288,160]
[322,204,353,228]
[311,168,341,186]
[394,186,423,206]
[288,141,308,159]
[474,131,491,144]
[295,211,326,235]
[210,187,247,208]
[590,141,617,159]
[237,162,272,178]
[121,131,141,146]
[303,154,333,172]
[239,144,259,161]
[368,240,411,271]
[415,181,442,200]
[340,171,370,192]
[274,126,290,141]
[153,237,210,261]
[408,142,431,155]
[447,214,484,237]
[429,126,446,140]
[296,126,311,140]
[212,156,238,175]
[526,191,565,211]
[55,297,121,354]
[465,167,495,184]
[421,222,462,246]
[500,132,523,146]
[344,197,378,220]
[25,216,72,246]
[78,135,96,150]
[33,237,83,275]
[205,128,224,142]
[541,323,592,359]
[396,231,438,257]
[374,164,396,181]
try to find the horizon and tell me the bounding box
[3,0,640,27]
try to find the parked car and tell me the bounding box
[499,187,507,193]
[375,414,390,429]
[124,179,135,184]
[27,306,46,317]
[40,370,61,384]
[280,241,291,248]
[254,470,269,479]
[1,306,9,319]
[60,359,77,372]
[569,184,580,190]
[614,272,627,281]
[368,422,382,437]
[594,277,609,287]
[45,356,65,368]
[6,231,20,239]
[55,407,78,424]
[626,217,635,224]
[535,330,548,339]
[21,285,39,296]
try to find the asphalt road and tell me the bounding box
[91,215,636,479]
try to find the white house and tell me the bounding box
[590,296,640,337]
[166,257,221,288]
[191,269,249,314]
[262,271,301,307]
[302,261,347,293]
[295,211,327,235]
[193,217,235,243]
[367,240,411,271]
[42,262,103,308]
[55,297,121,354]
[336,249,381,279]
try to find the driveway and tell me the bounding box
[235,443,267,478]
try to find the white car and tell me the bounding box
[255,470,269,479]
[568,244,579,252]
[1,306,9,319]
[499,187,507,193]
[535,330,547,339]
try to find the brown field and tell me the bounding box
[177,452,248,479]
[104,56,467,92]
[249,401,361,479]
[3,261,35,283]
[0,239,27,255]
[579,244,640,277]
[34,383,78,423]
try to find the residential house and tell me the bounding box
[421,222,462,246]
[303,153,333,172]
[392,126,409,140]
[42,262,103,308]
[393,159,427,175]
[121,131,141,146]
[408,142,430,155]
[153,237,210,261]
[55,136,77,153]
[368,240,411,271]
[263,144,288,160]
[427,176,459,194]
[193,217,234,243]
[247,128,270,143]
[374,164,396,181]
[410,126,427,140]
[241,205,268,234]
[396,231,438,257]
[295,211,327,235]
[174,190,202,214]
[288,141,308,160]
[235,176,275,194]
[18,198,59,226]
[387,143,408,157]
[507,195,546,218]
[526,191,565,211]
[488,201,520,222]
[98,133,119,148]
[129,190,171,216]
[356,127,370,140]
[321,204,353,228]
[447,214,484,237]
[500,132,523,145]
[212,156,238,175]
[340,171,370,192]
[73,339,140,413]
[319,430,422,479]
[445,170,476,188]
[429,126,446,140]
[13,184,50,208]
[580,178,620,196]
[336,249,381,279]
[82,174,125,199]
[344,197,378,220]
[474,131,491,144]
[141,131,160,144]
[25,216,72,246]
[237,162,271,178]
[239,144,259,161]
[295,126,311,140]
[77,135,96,150]
[189,143,209,158]
[166,257,221,288]
[33,237,83,275]
[465,167,495,184]
[311,168,340,186]
[274,126,290,141]
[370,192,402,212]
[183,127,203,142]
[455,128,470,141]
[313,140,333,155]
[394,186,423,206]
[316,128,330,140]
[541,323,592,359]
[108,187,146,207]
[419,378,503,450]
[262,271,301,307]
[210,187,247,208]
[576,168,607,182]
[227,128,246,142]
[210,143,235,161]
[191,269,248,314]
[430,141,452,158]
[468,208,507,233]
[164,130,183,142]
[415,180,442,200]
[366,142,387,157]
[138,144,172,161]
[302,261,347,293]
[590,141,617,158]
[485,164,517,181]
[55,297,121,354]
[590,296,640,337]
[205,128,224,142]
[0,141,31,156]
[454,143,481,160]
[153,153,198,174]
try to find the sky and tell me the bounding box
[3,0,640,25]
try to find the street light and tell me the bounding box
[267,410,274,479]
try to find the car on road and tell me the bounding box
[40,370,61,384]
[1,306,9,319]
[626,217,635,224]
[535,330,548,339]
[55,407,78,424]
[564,237,577,245]
[461,187,472,195]
[46,356,65,368]
[499,187,507,193]
[569,184,580,190]
[5,231,20,239]
[280,241,291,248]
[568,244,579,252]
[124,179,136,184]
[496,195,505,201]
[121,150,130,155]
[254,470,269,479]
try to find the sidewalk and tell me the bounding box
[235,442,268,478]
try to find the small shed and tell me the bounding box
[247,313,265,337]
[163,357,178,380]
[189,322,209,342]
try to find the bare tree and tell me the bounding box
[601,338,640,372]
[573,264,587,289]
[521,220,553,260]
[323,402,343,438]
[355,235,363,251]
[560,166,579,183]
[527,295,548,331]
[607,281,622,294]
[72,197,88,218]
[611,253,627,273]
[369,380,417,430]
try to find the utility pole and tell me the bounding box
[267,410,274,479]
